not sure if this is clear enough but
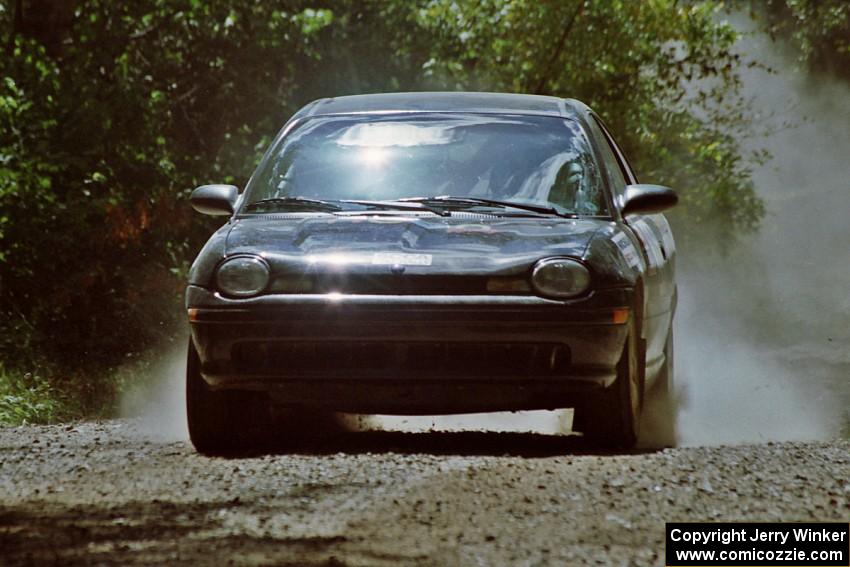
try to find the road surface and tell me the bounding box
[1,421,848,565]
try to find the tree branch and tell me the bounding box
[532,0,586,94]
[8,0,24,53]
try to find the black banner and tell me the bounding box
[666,522,849,566]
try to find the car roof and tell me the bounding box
[295,92,589,119]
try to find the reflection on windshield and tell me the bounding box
[246,113,607,216]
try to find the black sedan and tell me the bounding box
[186,92,678,453]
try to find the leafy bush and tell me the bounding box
[0,366,62,424]
[751,0,850,78]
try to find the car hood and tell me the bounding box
[225,214,608,276]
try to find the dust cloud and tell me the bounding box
[675,21,850,445]
[119,338,189,441]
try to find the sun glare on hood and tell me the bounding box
[358,147,388,167]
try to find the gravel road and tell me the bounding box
[1,420,848,566]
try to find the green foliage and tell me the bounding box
[750,0,850,78]
[412,0,765,246]
[0,0,769,417]
[0,365,62,424]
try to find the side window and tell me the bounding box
[585,116,628,202]
[592,115,638,184]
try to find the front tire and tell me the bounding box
[638,327,677,447]
[574,318,642,448]
[186,340,272,455]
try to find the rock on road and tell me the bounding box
[1,421,848,566]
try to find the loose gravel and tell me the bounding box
[1,420,848,566]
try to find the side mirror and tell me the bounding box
[620,184,678,216]
[190,184,239,216]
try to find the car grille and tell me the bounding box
[269,274,528,295]
[232,341,571,378]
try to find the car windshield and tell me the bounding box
[244,113,608,216]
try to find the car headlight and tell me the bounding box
[215,256,270,297]
[531,258,591,299]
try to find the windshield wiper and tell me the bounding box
[244,195,573,217]
[399,196,576,217]
[244,196,343,212]
[341,199,451,217]
[244,196,452,216]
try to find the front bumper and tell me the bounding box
[186,285,632,413]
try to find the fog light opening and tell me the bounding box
[548,345,571,373]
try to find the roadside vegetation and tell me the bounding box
[0,0,847,424]
[0,366,61,424]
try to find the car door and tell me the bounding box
[588,114,676,376]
